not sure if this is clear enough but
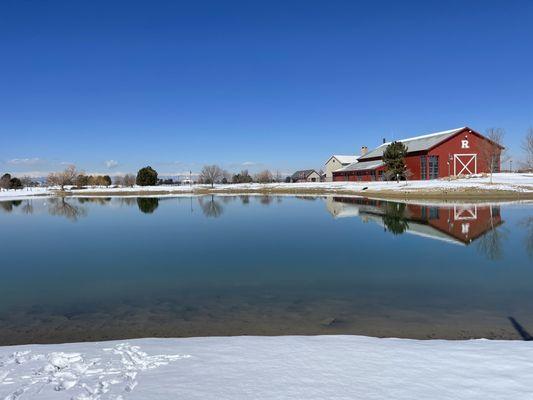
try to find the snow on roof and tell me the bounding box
[338,160,384,172]
[331,155,359,164]
[359,127,466,160]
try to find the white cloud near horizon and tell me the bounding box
[105,160,119,169]
[6,157,43,166]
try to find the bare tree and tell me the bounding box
[480,128,506,184]
[199,165,224,187]
[20,176,34,187]
[47,165,79,190]
[274,170,282,183]
[113,175,125,186]
[123,174,136,187]
[521,127,533,170]
[255,170,273,183]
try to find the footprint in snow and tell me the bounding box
[0,343,190,400]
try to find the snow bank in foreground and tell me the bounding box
[1,335,531,399]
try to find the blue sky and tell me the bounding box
[1,0,532,177]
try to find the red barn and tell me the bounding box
[332,127,503,181]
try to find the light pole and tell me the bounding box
[510,160,513,173]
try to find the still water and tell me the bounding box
[0,195,532,345]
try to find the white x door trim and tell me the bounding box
[454,154,477,176]
[454,205,477,220]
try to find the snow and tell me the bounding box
[0,173,532,200]
[381,126,466,146]
[1,335,532,399]
[330,155,359,164]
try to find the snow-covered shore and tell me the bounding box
[1,173,532,200]
[1,335,531,400]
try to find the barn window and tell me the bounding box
[420,156,427,180]
[429,156,439,179]
[429,207,439,220]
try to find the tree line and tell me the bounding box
[198,165,285,187]
[2,127,532,191]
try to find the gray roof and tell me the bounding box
[359,127,465,160]
[291,169,318,179]
[338,160,384,172]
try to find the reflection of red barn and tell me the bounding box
[329,197,503,245]
[333,127,503,182]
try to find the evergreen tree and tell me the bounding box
[383,141,408,182]
[136,166,158,186]
[9,177,23,189]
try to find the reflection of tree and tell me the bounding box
[198,195,223,218]
[77,197,112,205]
[48,198,87,221]
[477,227,508,260]
[259,195,272,205]
[137,198,159,214]
[239,195,250,205]
[518,216,533,259]
[0,200,22,213]
[477,207,508,260]
[382,202,409,235]
[221,196,234,204]
[119,198,137,207]
[21,200,34,214]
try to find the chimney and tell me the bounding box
[361,146,368,156]
[382,138,386,144]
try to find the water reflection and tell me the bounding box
[518,216,533,259]
[78,197,112,205]
[0,200,22,212]
[137,197,159,214]
[47,197,87,221]
[21,200,34,215]
[1,194,532,345]
[0,195,519,253]
[198,195,223,218]
[326,197,504,247]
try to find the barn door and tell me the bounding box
[453,154,477,176]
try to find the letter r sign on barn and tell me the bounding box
[461,139,469,149]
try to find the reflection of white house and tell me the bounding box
[324,155,359,182]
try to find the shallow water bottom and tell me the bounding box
[1,285,531,345]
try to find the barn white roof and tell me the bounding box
[359,127,466,160]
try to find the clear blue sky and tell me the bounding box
[1,0,532,177]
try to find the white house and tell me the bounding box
[324,154,360,182]
[291,169,322,183]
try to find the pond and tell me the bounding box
[0,195,532,345]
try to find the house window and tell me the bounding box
[420,156,427,180]
[429,156,439,179]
